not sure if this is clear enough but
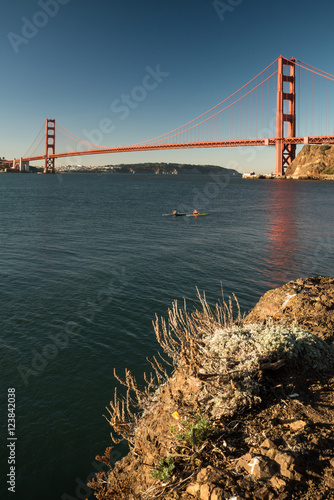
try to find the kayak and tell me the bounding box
[162,213,187,216]
[162,213,208,217]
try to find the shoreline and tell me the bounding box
[243,174,334,180]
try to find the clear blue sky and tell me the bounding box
[1,0,334,173]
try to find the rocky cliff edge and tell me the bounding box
[89,277,334,500]
[286,145,334,179]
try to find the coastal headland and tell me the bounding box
[0,161,242,176]
[244,145,334,180]
[285,144,334,179]
[54,162,242,176]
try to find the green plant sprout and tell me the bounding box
[150,456,175,482]
[173,414,214,448]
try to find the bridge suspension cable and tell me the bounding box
[149,70,277,145]
[55,121,107,149]
[294,59,334,81]
[22,122,45,158]
[292,59,334,138]
[130,57,279,147]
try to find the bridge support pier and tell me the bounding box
[275,56,296,175]
[44,119,56,174]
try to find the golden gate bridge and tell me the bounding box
[14,55,334,176]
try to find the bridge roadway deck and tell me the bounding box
[23,136,334,162]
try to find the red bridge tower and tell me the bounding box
[44,119,56,174]
[275,56,296,175]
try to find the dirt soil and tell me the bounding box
[89,276,334,500]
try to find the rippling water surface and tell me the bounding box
[0,173,333,499]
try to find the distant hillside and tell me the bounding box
[56,162,241,176]
[111,162,241,175]
[286,145,334,178]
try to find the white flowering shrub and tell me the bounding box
[207,323,333,373]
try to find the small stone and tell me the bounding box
[200,483,211,499]
[325,475,334,489]
[274,452,294,469]
[196,467,208,482]
[211,487,224,500]
[270,475,287,491]
[311,436,320,446]
[280,468,294,480]
[289,420,307,432]
[276,493,290,500]
[237,452,252,470]
[237,454,275,480]
[186,482,200,496]
[253,485,274,500]
[263,448,277,460]
[293,472,304,482]
[260,440,278,461]
[260,438,277,450]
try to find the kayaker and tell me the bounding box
[193,209,199,215]
[172,209,178,215]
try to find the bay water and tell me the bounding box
[0,173,333,500]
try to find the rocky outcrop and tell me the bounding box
[245,276,334,342]
[89,277,334,500]
[286,145,334,178]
